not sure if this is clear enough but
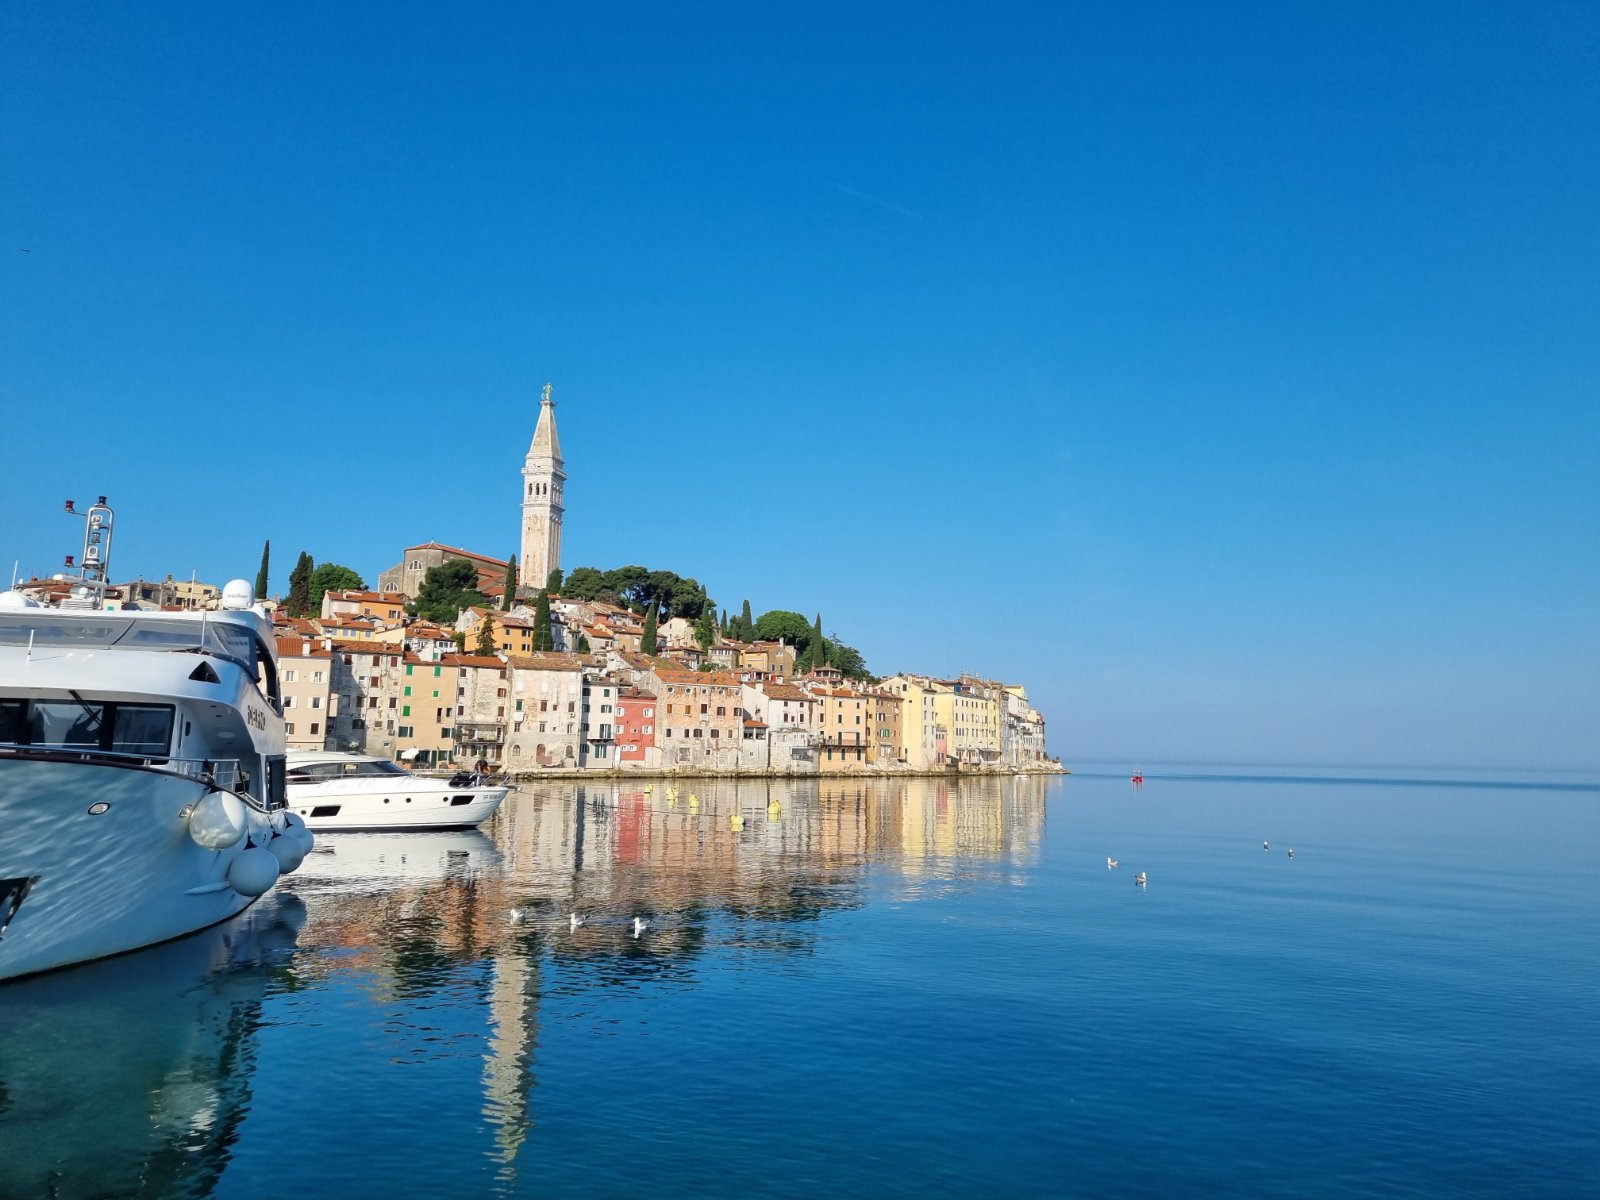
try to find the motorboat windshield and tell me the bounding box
[288,758,409,783]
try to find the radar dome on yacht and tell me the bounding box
[221,579,254,610]
[0,590,40,610]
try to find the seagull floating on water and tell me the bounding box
[1134,872,1148,886]
[632,917,649,938]
[509,908,526,924]
[1263,841,1270,851]
[569,912,585,930]
[1106,857,1120,869]
[1287,849,1295,859]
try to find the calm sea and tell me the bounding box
[2,770,1596,1199]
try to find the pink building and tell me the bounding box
[615,688,657,763]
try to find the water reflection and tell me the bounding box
[0,777,1048,1198]
[0,894,305,1200]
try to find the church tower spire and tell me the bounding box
[520,382,565,590]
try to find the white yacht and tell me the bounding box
[286,750,508,831]
[0,497,310,982]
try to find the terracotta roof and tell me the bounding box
[761,683,812,701]
[506,651,583,672]
[276,636,332,659]
[439,654,505,668]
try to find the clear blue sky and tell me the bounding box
[3,2,1596,769]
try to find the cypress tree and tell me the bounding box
[812,613,825,666]
[254,540,270,601]
[286,551,313,616]
[577,634,591,654]
[640,604,658,656]
[738,598,753,641]
[501,554,518,611]
[546,567,563,593]
[475,614,497,657]
[533,589,554,652]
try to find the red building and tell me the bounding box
[615,688,657,763]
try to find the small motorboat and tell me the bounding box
[286,751,507,831]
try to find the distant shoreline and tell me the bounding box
[483,762,1069,784]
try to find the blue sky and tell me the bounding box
[3,2,1596,768]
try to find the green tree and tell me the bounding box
[308,563,366,613]
[533,589,554,652]
[564,566,606,601]
[285,551,313,616]
[695,609,716,651]
[733,598,754,642]
[254,540,270,602]
[577,634,591,654]
[546,567,563,594]
[475,614,497,657]
[824,637,870,679]
[410,558,485,624]
[501,554,518,611]
[755,610,812,650]
[640,604,659,656]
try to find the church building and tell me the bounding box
[520,383,565,590]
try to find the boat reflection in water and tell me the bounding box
[0,893,306,1200]
[0,777,1048,1197]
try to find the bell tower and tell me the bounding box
[519,382,565,591]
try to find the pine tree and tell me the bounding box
[286,552,313,616]
[641,604,658,656]
[475,614,497,657]
[533,589,554,652]
[254,540,270,602]
[501,554,517,611]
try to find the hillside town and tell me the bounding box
[16,385,1053,776]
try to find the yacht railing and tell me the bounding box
[0,743,276,811]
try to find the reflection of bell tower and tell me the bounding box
[520,383,565,590]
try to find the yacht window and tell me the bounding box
[30,700,103,747]
[110,705,173,756]
[0,700,26,743]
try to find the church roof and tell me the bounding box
[528,384,563,460]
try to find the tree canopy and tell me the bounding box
[561,564,711,620]
[754,610,813,650]
[254,541,270,602]
[410,558,485,624]
[308,563,366,612]
[284,551,313,616]
[500,554,518,611]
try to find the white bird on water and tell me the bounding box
[1287,849,1295,859]
[1134,872,1148,886]
[1263,841,1270,851]
[569,912,585,930]
[509,908,527,924]
[633,917,649,938]
[1106,857,1120,869]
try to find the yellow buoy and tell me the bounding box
[730,813,744,831]
[767,801,781,819]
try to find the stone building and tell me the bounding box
[378,543,508,600]
[276,636,333,751]
[504,652,584,769]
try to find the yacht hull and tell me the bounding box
[0,758,275,981]
[287,780,508,832]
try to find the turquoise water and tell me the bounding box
[1,771,1595,1198]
